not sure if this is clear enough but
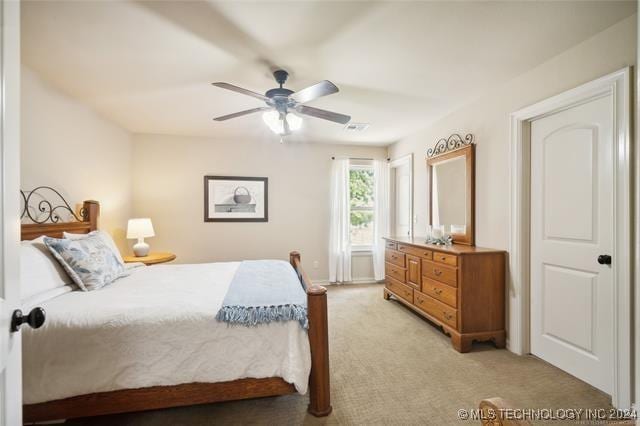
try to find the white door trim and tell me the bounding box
[509,68,632,408]
[0,0,22,424]
[389,154,414,237]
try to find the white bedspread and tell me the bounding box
[22,262,311,405]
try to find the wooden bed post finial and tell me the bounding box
[289,251,300,266]
[82,200,100,231]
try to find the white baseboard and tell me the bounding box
[312,278,383,285]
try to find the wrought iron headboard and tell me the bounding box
[20,187,99,240]
[21,186,88,224]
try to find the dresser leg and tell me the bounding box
[451,333,472,353]
[383,289,391,300]
[492,331,506,349]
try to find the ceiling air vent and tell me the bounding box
[344,122,370,132]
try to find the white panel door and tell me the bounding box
[530,94,613,394]
[0,1,22,424]
[394,162,411,236]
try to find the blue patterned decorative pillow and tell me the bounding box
[43,235,126,291]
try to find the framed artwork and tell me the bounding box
[204,176,268,222]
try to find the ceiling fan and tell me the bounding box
[212,70,351,136]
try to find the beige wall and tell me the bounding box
[131,134,386,281]
[388,15,636,251]
[20,66,133,250]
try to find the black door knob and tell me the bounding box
[597,255,612,265]
[10,307,45,332]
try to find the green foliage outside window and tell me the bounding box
[350,169,374,208]
[350,169,374,228]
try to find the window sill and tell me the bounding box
[351,247,373,256]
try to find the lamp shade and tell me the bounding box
[127,218,155,239]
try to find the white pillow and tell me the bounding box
[63,230,125,265]
[44,235,127,291]
[20,236,74,302]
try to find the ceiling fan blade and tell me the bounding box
[213,107,270,121]
[211,82,270,102]
[295,105,351,125]
[290,80,339,104]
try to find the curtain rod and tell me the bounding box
[331,156,391,161]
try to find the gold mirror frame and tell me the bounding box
[427,144,475,246]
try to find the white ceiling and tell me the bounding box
[22,1,636,145]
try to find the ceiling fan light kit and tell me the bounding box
[262,110,302,135]
[212,69,351,137]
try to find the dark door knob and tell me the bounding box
[597,255,612,265]
[10,307,45,332]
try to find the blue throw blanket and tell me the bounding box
[216,260,308,329]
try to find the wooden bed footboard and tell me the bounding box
[290,251,332,417]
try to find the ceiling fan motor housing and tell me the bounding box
[265,70,294,111]
[265,88,294,99]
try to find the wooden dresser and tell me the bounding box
[383,236,506,353]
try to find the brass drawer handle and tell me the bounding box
[417,298,424,304]
[405,291,411,297]
[434,269,442,276]
[434,288,442,295]
[424,252,430,257]
[440,256,447,261]
[391,255,397,260]
[444,312,453,320]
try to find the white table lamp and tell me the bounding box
[127,218,155,257]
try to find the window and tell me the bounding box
[349,165,374,249]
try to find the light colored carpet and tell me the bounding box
[67,284,611,425]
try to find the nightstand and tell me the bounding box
[123,252,176,266]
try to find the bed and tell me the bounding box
[20,188,331,422]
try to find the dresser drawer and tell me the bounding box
[414,291,457,329]
[385,262,406,282]
[385,240,397,250]
[385,249,405,267]
[422,277,457,308]
[397,244,433,260]
[422,260,457,287]
[385,276,414,303]
[432,252,458,267]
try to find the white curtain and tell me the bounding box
[372,159,390,281]
[329,158,352,283]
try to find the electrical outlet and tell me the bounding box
[313,260,319,269]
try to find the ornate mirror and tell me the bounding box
[427,135,475,245]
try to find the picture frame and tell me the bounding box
[204,176,268,222]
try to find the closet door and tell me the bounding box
[530,94,613,395]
